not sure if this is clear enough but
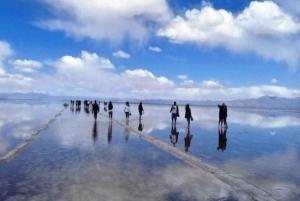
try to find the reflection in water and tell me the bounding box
[92,121,98,144]
[217,127,227,152]
[138,118,144,132]
[107,121,112,143]
[169,124,179,147]
[184,128,193,152]
[124,128,130,141]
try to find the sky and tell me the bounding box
[0,0,299,101]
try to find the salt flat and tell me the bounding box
[0,101,299,201]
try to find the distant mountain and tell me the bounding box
[0,93,299,110]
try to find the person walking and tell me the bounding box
[185,104,193,128]
[170,101,179,125]
[124,101,131,120]
[138,102,144,119]
[92,100,99,120]
[108,101,113,121]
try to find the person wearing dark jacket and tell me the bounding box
[138,102,144,119]
[185,104,193,127]
[108,101,113,120]
[218,103,228,127]
[92,100,99,120]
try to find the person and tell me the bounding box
[108,101,113,121]
[169,124,179,147]
[170,101,179,125]
[124,101,131,120]
[138,102,144,119]
[185,104,193,127]
[218,103,228,127]
[92,100,99,120]
[217,126,227,152]
[184,128,193,152]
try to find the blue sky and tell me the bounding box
[0,0,299,101]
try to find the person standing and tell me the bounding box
[108,101,113,121]
[92,100,99,120]
[185,104,193,128]
[124,101,131,120]
[170,101,179,125]
[138,102,144,119]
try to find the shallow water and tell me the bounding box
[0,101,299,200]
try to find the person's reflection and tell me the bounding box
[138,118,144,132]
[70,105,74,113]
[169,124,179,147]
[107,121,112,143]
[92,121,98,144]
[184,128,193,152]
[75,105,81,114]
[124,127,130,142]
[217,126,227,152]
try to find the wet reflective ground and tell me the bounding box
[0,101,300,200]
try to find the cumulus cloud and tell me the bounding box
[180,79,195,86]
[271,78,278,83]
[178,75,187,80]
[35,0,173,45]
[0,41,13,75]
[10,59,43,73]
[157,1,300,68]
[112,50,131,59]
[149,46,162,52]
[200,80,223,89]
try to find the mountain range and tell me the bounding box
[0,93,299,110]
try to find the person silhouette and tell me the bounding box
[184,128,193,152]
[138,102,144,119]
[217,126,228,152]
[170,101,179,125]
[108,101,113,121]
[185,104,193,128]
[169,124,179,147]
[218,103,228,128]
[92,100,99,120]
[92,121,98,144]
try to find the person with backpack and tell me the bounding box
[170,101,179,125]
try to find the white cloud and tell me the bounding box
[36,0,173,45]
[271,78,278,83]
[178,75,187,80]
[157,1,300,68]
[180,79,195,86]
[112,50,131,59]
[0,41,13,75]
[149,46,162,52]
[0,41,13,62]
[200,80,223,89]
[10,59,43,73]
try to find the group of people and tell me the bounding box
[218,103,228,127]
[170,101,194,128]
[87,100,227,130]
